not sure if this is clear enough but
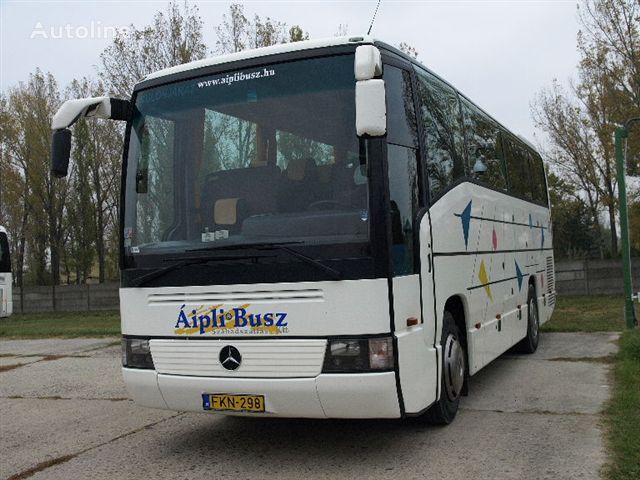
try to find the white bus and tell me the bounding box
[0,226,12,318]
[51,36,555,423]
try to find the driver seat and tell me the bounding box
[278,157,322,211]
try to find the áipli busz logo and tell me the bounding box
[174,304,289,335]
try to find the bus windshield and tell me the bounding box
[123,54,370,258]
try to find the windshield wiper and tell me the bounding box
[130,253,269,288]
[188,241,304,252]
[189,242,343,281]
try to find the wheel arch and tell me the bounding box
[444,295,468,352]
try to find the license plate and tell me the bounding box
[202,393,265,413]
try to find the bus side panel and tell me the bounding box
[393,274,437,414]
[429,183,553,375]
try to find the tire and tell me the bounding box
[516,284,540,354]
[423,311,466,425]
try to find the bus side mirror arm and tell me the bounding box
[50,97,131,178]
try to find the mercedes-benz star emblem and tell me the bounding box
[219,345,242,371]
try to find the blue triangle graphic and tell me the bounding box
[461,200,472,250]
[515,260,524,291]
[529,213,533,229]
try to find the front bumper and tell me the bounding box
[123,368,401,419]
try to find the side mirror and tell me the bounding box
[356,79,386,137]
[50,96,130,178]
[52,97,130,130]
[354,45,386,137]
[51,129,72,178]
[354,45,382,81]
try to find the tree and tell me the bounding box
[100,1,207,97]
[214,3,304,54]
[532,0,639,257]
[334,24,349,37]
[398,42,419,59]
[547,172,600,258]
[5,70,68,286]
[532,81,606,257]
[289,25,309,43]
[67,78,123,283]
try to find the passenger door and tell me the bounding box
[385,63,438,413]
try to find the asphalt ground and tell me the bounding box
[0,332,619,480]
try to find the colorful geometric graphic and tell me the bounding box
[461,200,472,250]
[515,260,524,291]
[478,260,493,301]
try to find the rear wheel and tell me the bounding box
[516,284,540,354]
[424,311,466,425]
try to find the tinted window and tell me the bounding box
[504,139,532,200]
[0,232,10,273]
[414,68,465,201]
[124,55,371,256]
[384,65,418,148]
[529,151,549,205]
[387,145,419,275]
[460,98,507,191]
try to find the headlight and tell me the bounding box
[322,337,394,373]
[121,338,155,369]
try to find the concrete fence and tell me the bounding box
[11,283,119,314]
[7,257,640,313]
[554,258,640,296]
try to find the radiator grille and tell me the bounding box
[148,289,324,306]
[150,339,327,378]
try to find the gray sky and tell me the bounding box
[0,0,581,142]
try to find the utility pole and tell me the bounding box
[615,118,639,329]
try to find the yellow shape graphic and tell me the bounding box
[478,260,493,301]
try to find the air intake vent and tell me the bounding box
[545,257,555,294]
[148,288,324,306]
[546,256,556,307]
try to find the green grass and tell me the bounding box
[542,295,628,332]
[605,328,640,480]
[0,310,121,338]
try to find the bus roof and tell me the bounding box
[142,35,377,82]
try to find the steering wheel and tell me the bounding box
[307,200,344,211]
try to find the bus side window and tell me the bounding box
[414,68,465,201]
[504,139,533,201]
[530,151,549,205]
[384,65,418,149]
[387,144,419,276]
[460,98,507,191]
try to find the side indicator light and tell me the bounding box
[406,317,419,327]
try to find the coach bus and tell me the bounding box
[50,36,555,423]
[0,226,12,318]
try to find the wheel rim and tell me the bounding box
[443,333,465,401]
[529,297,539,341]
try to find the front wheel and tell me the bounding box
[423,311,466,425]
